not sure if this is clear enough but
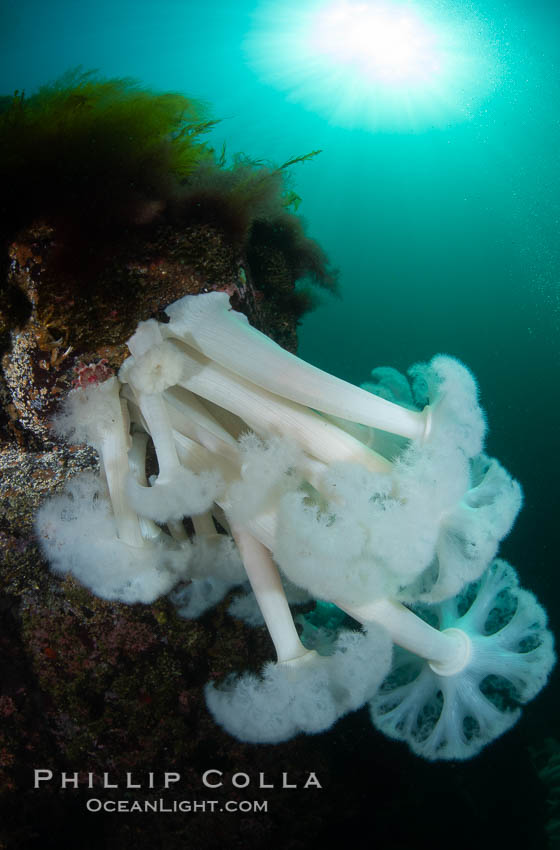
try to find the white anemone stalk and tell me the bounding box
[124,320,184,482]
[337,597,472,676]
[164,291,432,441]
[96,380,145,548]
[230,525,315,667]
[166,338,392,475]
[58,376,146,548]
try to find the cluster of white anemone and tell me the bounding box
[35,292,555,760]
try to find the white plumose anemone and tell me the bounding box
[35,292,555,759]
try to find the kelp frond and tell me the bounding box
[277,150,322,171]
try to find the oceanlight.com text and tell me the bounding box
[85,798,268,814]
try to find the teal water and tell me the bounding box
[2,0,559,844]
[7,0,555,607]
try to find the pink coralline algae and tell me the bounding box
[72,359,113,390]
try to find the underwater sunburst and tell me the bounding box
[244,0,502,132]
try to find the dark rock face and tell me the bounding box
[0,214,327,849]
